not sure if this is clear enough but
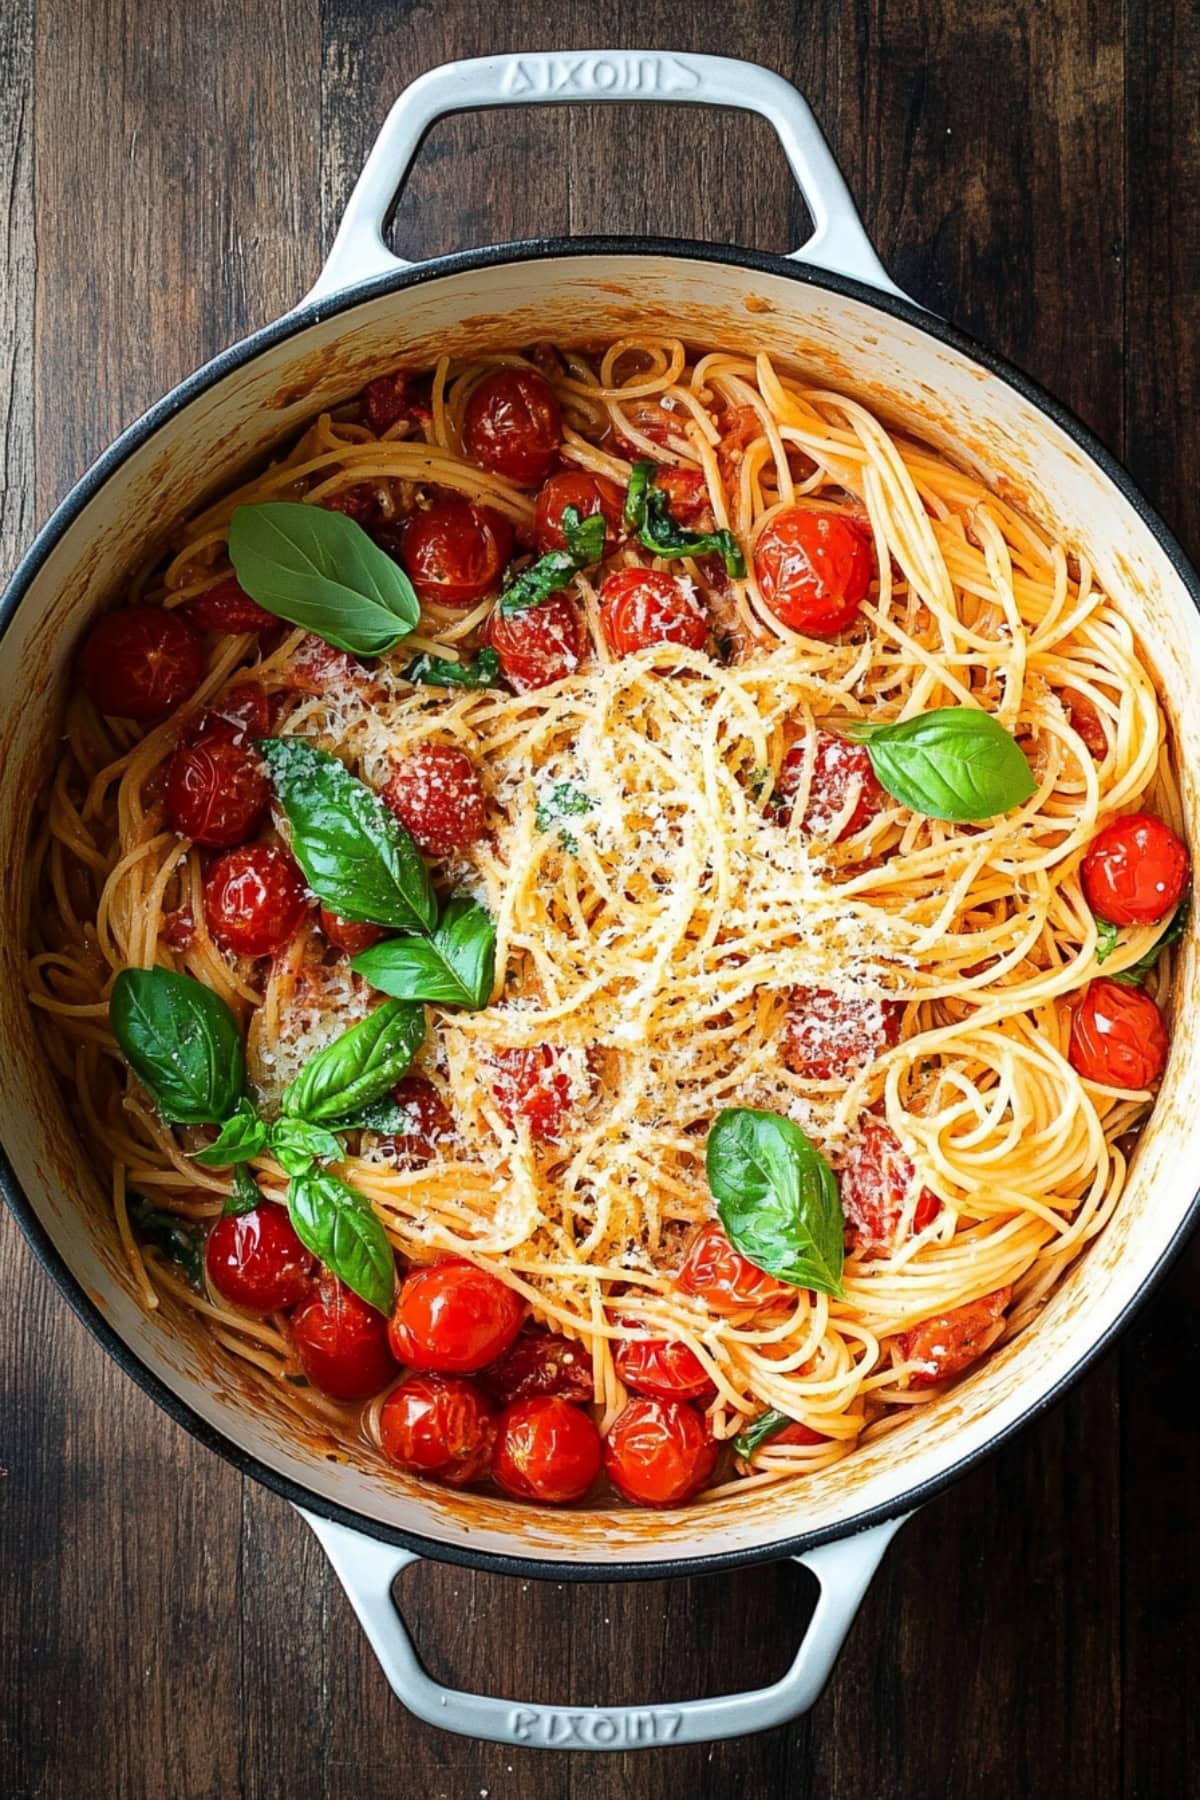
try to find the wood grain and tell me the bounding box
[2,2,1198,1796]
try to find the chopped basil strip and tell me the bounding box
[843,707,1036,823]
[404,647,503,690]
[129,1198,204,1286]
[1109,901,1190,987]
[706,1107,844,1299]
[624,459,746,578]
[1094,917,1122,964]
[228,501,420,655]
[498,505,606,616]
[732,1409,792,1460]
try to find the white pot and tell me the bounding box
[2,52,1197,1751]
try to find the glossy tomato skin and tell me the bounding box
[382,742,487,857]
[387,1260,526,1375]
[1062,687,1108,758]
[653,466,711,524]
[364,371,427,435]
[676,1221,794,1315]
[81,606,205,720]
[532,469,625,553]
[318,907,385,956]
[781,988,902,1082]
[203,845,308,957]
[1080,813,1190,926]
[599,567,707,659]
[375,1075,454,1166]
[838,1115,942,1252]
[754,508,873,637]
[485,594,582,692]
[399,496,514,607]
[464,368,562,485]
[492,1396,603,1504]
[291,1277,399,1400]
[191,682,271,746]
[378,1374,495,1485]
[1069,978,1169,1089]
[771,1420,826,1448]
[613,1328,713,1402]
[901,1286,1012,1388]
[603,1398,719,1506]
[187,576,276,635]
[205,1204,314,1314]
[477,1327,594,1406]
[165,738,269,848]
[777,730,885,840]
[286,634,373,696]
[490,1046,574,1142]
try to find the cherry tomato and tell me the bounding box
[603,1398,718,1506]
[165,738,269,848]
[187,576,276,635]
[653,466,711,524]
[613,1326,713,1402]
[492,1395,603,1504]
[777,729,885,841]
[363,371,428,435]
[286,634,373,696]
[318,908,384,955]
[532,469,625,553]
[388,1260,526,1374]
[771,1420,826,1447]
[81,606,204,720]
[838,1115,942,1252]
[1068,978,1169,1089]
[191,682,271,746]
[477,1327,594,1406]
[485,593,582,692]
[599,566,707,659]
[378,1373,495,1485]
[205,1203,314,1314]
[382,742,487,857]
[399,496,514,607]
[203,844,308,957]
[754,508,873,636]
[781,988,902,1081]
[490,1046,574,1142]
[901,1286,1012,1387]
[375,1075,454,1166]
[1062,686,1108,759]
[676,1222,794,1315]
[290,1276,398,1400]
[163,906,195,950]
[1080,813,1190,926]
[464,368,562,486]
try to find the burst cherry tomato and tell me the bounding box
[291,1277,399,1400]
[490,1046,574,1141]
[165,738,269,848]
[781,989,902,1081]
[375,1075,454,1166]
[205,1203,314,1314]
[464,368,562,486]
[676,1222,794,1315]
[754,508,873,637]
[613,1327,713,1402]
[1068,978,1169,1089]
[1080,813,1190,926]
[317,907,384,956]
[772,1420,826,1447]
[364,371,427,435]
[838,1115,942,1252]
[187,576,276,634]
[901,1286,1012,1387]
[599,567,707,659]
[382,742,486,857]
[603,1398,718,1506]
[1062,686,1107,759]
[492,1396,602,1503]
[388,1260,526,1374]
[286,634,373,695]
[653,466,711,524]
[378,1373,495,1485]
[485,593,582,692]
[399,496,514,607]
[203,845,308,956]
[532,469,625,553]
[777,729,885,841]
[477,1327,594,1405]
[191,682,271,745]
[81,606,204,720]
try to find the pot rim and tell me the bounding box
[4,233,1199,1582]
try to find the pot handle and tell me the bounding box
[297,1505,908,1749]
[306,51,908,304]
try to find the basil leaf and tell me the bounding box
[404,647,503,690]
[1109,901,1190,987]
[193,1102,268,1167]
[129,1197,204,1286]
[228,501,420,656]
[733,1409,792,1460]
[846,708,1036,823]
[334,1093,412,1134]
[352,898,496,1009]
[223,1165,263,1216]
[1094,917,1122,964]
[623,461,653,529]
[563,507,606,566]
[287,1167,395,1314]
[110,967,245,1125]
[498,504,606,617]
[268,1117,344,1178]
[706,1108,844,1298]
[282,999,425,1125]
[260,737,435,931]
[624,460,746,578]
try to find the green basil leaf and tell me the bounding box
[498,503,607,617]
[624,460,653,530]
[706,1107,844,1298]
[1094,917,1122,964]
[223,1165,263,1216]
[352,898,496,1009]
[193,1101,268,1167]
[404,647,503,690]
[1109,901,1190,987]
[563,506,606,566]
[334,1093,412,1134]
[282,998,425,1125]
[732,1408,792,1460]
[287,1167,395,1314]
[129,1197,204,1286]
[227,501,420,656]
[268,1117,344,1178]
[846,708,1036,823]
[624,460,745,577]
[110,967,246,1126]
[259,737,435,931]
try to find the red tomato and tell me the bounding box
[399,496,513,607]
[781,988,902,1081]
[317,907,385,956]
[375,1075,454,1166]
[165,739,269,848]
[286,634,373,696]
[81,606,205,720]
[490,1046,574,1142]
[191,682,271,746]
[599,567,707,659]
[901,1286,1012,1387]
[363,371,428,435]
[603,1398,718,1506]
[291,1277,398,1400]
[1062,686,1108,759]
[163,906,195,950]
[485,593,582,692]
[772,1420,826,1447]
[838,1115,942,1252]
[382,742,486,857]
[1068,978,1169,1089]
[187,576,276,635]
[203,845,308,957]
[464,368,562,485]
[653,466,711,525]
[777,729,885,841]
[1080,813,1190,926]
[754,508,873,636]
[533,469,625,553]
[204,1203,314,1314]
[323,485,385,527]
[388,1260,525,1374]
[492,1395,603,1504]
[676,1222,794,1315]
[477,1327,594,1406]
[378,1373,495,1485]
[613,1326,713,1402]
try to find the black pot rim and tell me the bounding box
[3,234,1199,1584]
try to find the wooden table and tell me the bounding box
[2,4,1197,1796]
